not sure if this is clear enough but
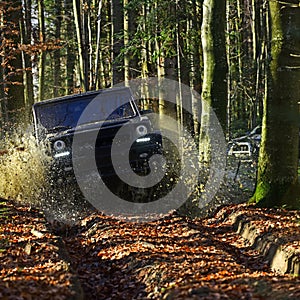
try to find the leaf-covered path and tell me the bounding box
[1,199,300,299]
[0,199,80,300]
[64,205,300,300]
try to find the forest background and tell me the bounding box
[0,0,299,209]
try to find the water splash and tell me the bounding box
[0,123,250,223]
[0,126,51,205]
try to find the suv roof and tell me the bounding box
[33,86,134,108]
[32,87,139,134]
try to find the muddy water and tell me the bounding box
[0,127,94,224]
[0,126,247,224]
[0,127,51,204]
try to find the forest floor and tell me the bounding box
[1,199,300,300]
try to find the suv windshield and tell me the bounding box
[34,91,136,131]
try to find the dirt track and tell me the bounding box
[1,199,300,300]
[63,204,300,300]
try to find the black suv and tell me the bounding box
[32,87,163,183]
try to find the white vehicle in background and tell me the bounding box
[227,126,261,159]
[227,141,253,157]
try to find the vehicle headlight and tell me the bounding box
[136,137,151,143]
[54,151,70,158]
[136,125,148,137]
[53,140,66,151]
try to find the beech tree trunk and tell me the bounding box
[73,0,86,90]
[38,0,46,102]
[250,0,300,208]
[199,0,228,161]
[94,0,103,89]
[65,0,76,94]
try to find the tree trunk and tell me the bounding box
[111,0,124,85]
[38,0,46,102]
[140,2,150,107]
[199,0,228,161]
[175,0,183,130]
[123,0,129,84]
[87,0,93,90]
[53,0,62,97]
[65,0,76,94]
[5,0,25,122]
[82,0,91,91]
[94,0,103,89]
[73,0,86,91]
[190,0,203,137]
[20,0,34,120]
[250,0,300,208]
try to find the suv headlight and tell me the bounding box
[136,125,148,137]
[53,140,66,151]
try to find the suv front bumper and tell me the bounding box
[50,131,163,182]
